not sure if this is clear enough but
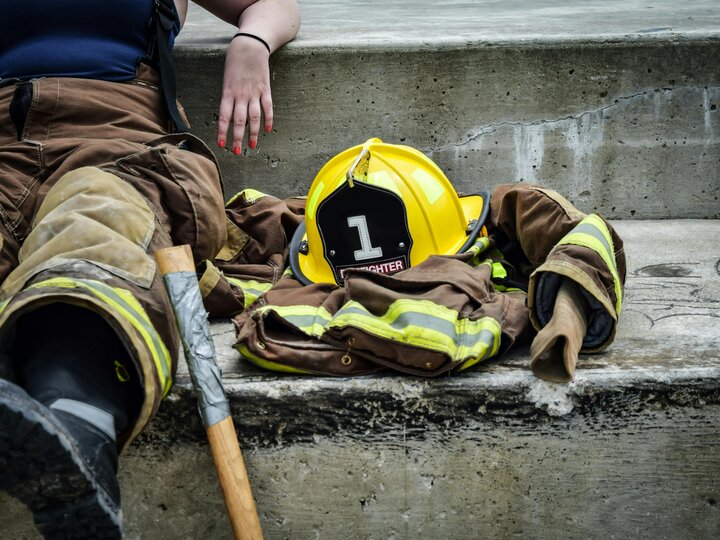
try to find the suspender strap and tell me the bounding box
[154,0,189,133]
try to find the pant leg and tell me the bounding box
[0,83,41,287]
[0,69,226,451]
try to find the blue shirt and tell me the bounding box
[0,0,180,81]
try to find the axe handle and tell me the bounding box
[156,245,263,540]
[156,244,197,275]
[208,416,262,540]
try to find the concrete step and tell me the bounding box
[5,219,719,538]
[174,0,720,219]
[125,219,720,539]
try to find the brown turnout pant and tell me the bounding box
[0,64,226,448]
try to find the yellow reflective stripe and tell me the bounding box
[226,188,268,207]
[236,343,313,374]
[0,298,10,317]
[458,352,488,371]
[329,299,501,362]
[493,284,524,293]
[27,277,172,396]
[255,304,333,338]
[556,214,623,314]
[262,298,501,363]
[306,181,325,221]
[491,261,507,280]
[256,297,502,368]
[226,277,272,309]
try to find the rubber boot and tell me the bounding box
[0,303,143,539]
[530,279,589,383]
[0,379,122,539]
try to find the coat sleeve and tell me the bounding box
[199,189,305,317]
[489,183,626,352]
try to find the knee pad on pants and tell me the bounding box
[1,166,156,299]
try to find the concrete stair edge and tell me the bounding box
[135,218,720,448]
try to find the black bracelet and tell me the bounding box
[232,32,271,53]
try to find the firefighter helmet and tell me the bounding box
[289,138,490,285]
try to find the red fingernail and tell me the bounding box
[249,140,257,149]
[265,125,272,133]
[233,147,241,155]
[218,139,225,148]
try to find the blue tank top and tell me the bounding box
[0,0,180,81]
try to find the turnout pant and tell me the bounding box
[0,65,226,449]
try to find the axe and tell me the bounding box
[156,245,263,540]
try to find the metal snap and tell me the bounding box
[341,355,352,366]
[257,341,266,350]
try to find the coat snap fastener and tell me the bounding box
[257,341,266,350]
[341,355,352,366]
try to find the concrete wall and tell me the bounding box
[121,395,720,540]
[4,376,719,539]
[175,40,720,219]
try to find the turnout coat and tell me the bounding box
[201,183,626,377]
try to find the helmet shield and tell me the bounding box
[316,181,412,284]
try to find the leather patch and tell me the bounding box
[215,218,250,261]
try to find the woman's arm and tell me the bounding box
[192,0,301,153]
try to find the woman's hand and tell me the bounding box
[217,34,273,154]
[193,0,300,155]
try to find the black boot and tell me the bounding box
[0,379,122,539]
[0,303,143,539]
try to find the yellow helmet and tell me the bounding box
[289,138,490,285]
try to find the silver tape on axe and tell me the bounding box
[164,271,230,427]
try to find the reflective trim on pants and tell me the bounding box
[24,277,172,396]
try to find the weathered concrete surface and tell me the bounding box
[112,219,720,538]
[4,220,719,539]
[180,1,720,49]
[174,1,720,219]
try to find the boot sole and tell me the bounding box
[0,379,123,539]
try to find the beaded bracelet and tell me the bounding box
[232,32,271,53]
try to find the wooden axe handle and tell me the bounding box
[208,417,262,540]
[156,245,263,540]
[156,244,195,274]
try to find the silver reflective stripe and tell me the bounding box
[281,313,331,331]
[50,398,116,441]
[571,223,615,268]
[334,305,497,358]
